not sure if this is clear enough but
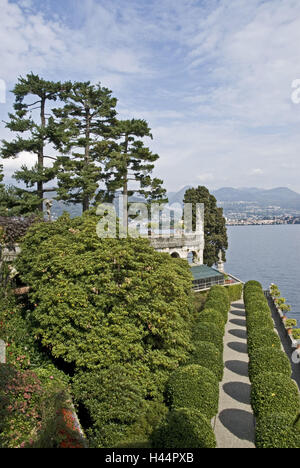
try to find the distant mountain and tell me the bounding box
[47,186,300,218]
[212,187,300,210]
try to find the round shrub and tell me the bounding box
[245,300,270,317]
[188,341,224,381]
[198,308,225,335]
[192,322,224,353]
[244,281,263,292]
[256,413,300,448]
[205,286,230,322]
[251,372,300,418]
[151,408,217,448]
[247,312,274,334]
[247,328,281,357]
[166,365,219,419]
[248,347,291,382]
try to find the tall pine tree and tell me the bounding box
[1,74,70,212]
[183,186,228,267]
[104,119,167,230]
[52,81,117,212]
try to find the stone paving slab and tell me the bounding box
[214,300,255,448]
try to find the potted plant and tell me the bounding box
[292,329,300,349]
[285,319,297,335]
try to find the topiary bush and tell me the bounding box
[247,328,281,357]
[192,322,224,353]
[245,300,270,317]
[251,372,300,419]
[150,408,217,448]
[248,347,291,382]
[225,283,243,303]
[205,285,230,322]
[256,413,300,448]
[247,312,274,334]
[166,365,219,419]
[188,341,224,381]
[197,308,225,335]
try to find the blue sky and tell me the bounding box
[1,0,300,192]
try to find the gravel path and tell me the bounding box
[214,300,255,448]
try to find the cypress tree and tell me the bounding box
[183,186,228,266]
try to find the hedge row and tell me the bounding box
[151,286,231,448]
[225,283,243,303]
[244,281,300,448]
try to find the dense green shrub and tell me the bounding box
[188,341,224,381]
[205,285,230,322]
[247,312,274,334]
[245,300,270,317]
[256,413,300,448]
[166,365,219,419]
[247,328,281,357]
[150,408,217,448]
[192,322,224,353]
[17,212,194,398]
[225,283,243,302]
[248,347,291,382]
[72,365,149,448]
[244,280,263,292]
[251,372,300,418]
[198,308,225,335]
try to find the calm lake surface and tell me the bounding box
[226,225,300,320]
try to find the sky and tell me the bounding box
[1,0,300,192]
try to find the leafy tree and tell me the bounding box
[16,211,195,447]
[183,186,228,266]
[104,119,167,230]
[1,74,71,212]
[52,82,117,212]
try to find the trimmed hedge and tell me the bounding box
[245,300,270,317]
[225,283,243,303]
[198,308,225,335]
[188,341,224,381]
[246,312,274,334]
[205,285,230,322]
[248,347,291,382]
[247,328,281,357]
[251,372,300,419]
[166,365,219,419]
[256,413,300,448]
[192,322,224,353]
[150,408,217,449]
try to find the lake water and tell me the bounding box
[226,225,300,320]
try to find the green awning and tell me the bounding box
[190,265,224,281]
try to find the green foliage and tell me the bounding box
[192,322,224,353]
[72,365,148,448]
[192,291,208,314]
[247,327,281,357]
[248,347,291,382]
[150,408,217,449]
[188,341,224,381]
[183,186,228,267]
[245,300,270,317]
[251,372,300,419]
[225,283,243,303]
[246,311,274,334]
[256,413,300,448]
[285,319,297,329]
[52,81,117,211]
[0,364,70,448]
[198,308,225,335]
[292,329,300,340]
[166,364,219,419]
[205,285,230,322]
[117,400,169,448]
[1,73,71,212]
[104,119,167,211]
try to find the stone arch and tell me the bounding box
[187,251,198,264]
[171,251,181,259]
